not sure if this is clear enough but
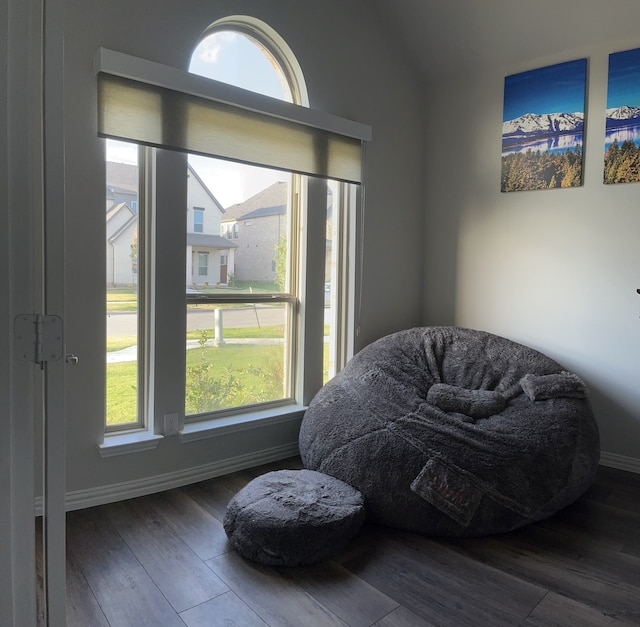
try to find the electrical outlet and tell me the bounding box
[164,413,179,436]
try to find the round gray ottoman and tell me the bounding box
[223,469,366,566]
[300,326,601,537]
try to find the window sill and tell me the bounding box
[96,405,306,456]
[179,404,306,443]
[98,431,163,458]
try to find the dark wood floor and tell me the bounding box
[38,459,640,626]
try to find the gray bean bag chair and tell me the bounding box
[299,326,600,537]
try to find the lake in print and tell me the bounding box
[502,133,583,157]
[605,124,640,151]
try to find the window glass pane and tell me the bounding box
[324,181,336,383]
[190,29,293,102]
[324,180,356,384]
[187,158,291,292]
[185,302,291,415]
[105,139,140,428]
[185,158,292,417]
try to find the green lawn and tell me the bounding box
[107,289,137,302]
[107,289,138,313]
[185,325,285,341]
[184,342,285,417]
[106,342,285,426]
[106,360,138,426]
[107,340,331,427]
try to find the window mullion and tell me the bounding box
[152,149,188,434]
[140,145,154,430]
[300,177,328,405]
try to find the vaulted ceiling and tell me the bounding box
[371,0,640,81]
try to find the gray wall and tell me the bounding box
[423,38,640,466]
[61,0,424,494]
[3,2,43,621]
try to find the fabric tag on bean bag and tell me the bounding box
[410,458,484,526]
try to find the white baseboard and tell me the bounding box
[35,446,638,516]
[35,442,300,516]
[599,451,640,474]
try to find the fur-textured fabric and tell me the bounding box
[520,371,588,401]
[427,383,506,420]
[299,326,600,537]
[223,469,366,566]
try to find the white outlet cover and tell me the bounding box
[164,413,179,436]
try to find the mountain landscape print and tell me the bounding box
[604,47,640,184]
[501,59,587,192]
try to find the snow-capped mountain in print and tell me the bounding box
[605,105,640,128]
[502,112,584,142]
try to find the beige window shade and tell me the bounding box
[97,61,368,184]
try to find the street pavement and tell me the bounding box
[107,305,331,363]
[107,305,286,337]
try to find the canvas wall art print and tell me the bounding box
[604,47,640,184]
[501,59,587,192]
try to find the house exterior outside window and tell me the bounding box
[220,182,287,283]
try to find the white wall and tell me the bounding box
[60,0,424,496]
[187,173,222,235]
[423,36,640,467]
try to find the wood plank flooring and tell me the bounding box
[37,460,640,626]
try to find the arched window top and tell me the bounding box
[189,16,308,107]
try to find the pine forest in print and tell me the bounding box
[604,47,640,184]
[501,59,587,192]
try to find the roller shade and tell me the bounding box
[96,49,371,184]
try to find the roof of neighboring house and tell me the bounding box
[238,204,286,221]
[221,180,335,222]
[106,161,224,212]
[106,162,138,192]
[187,233,238,249]
[106,201,133,222]
[222,181,288,222]
[106,203,137,244]
[107,184,137,199]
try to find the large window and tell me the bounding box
[100,18,369,432]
